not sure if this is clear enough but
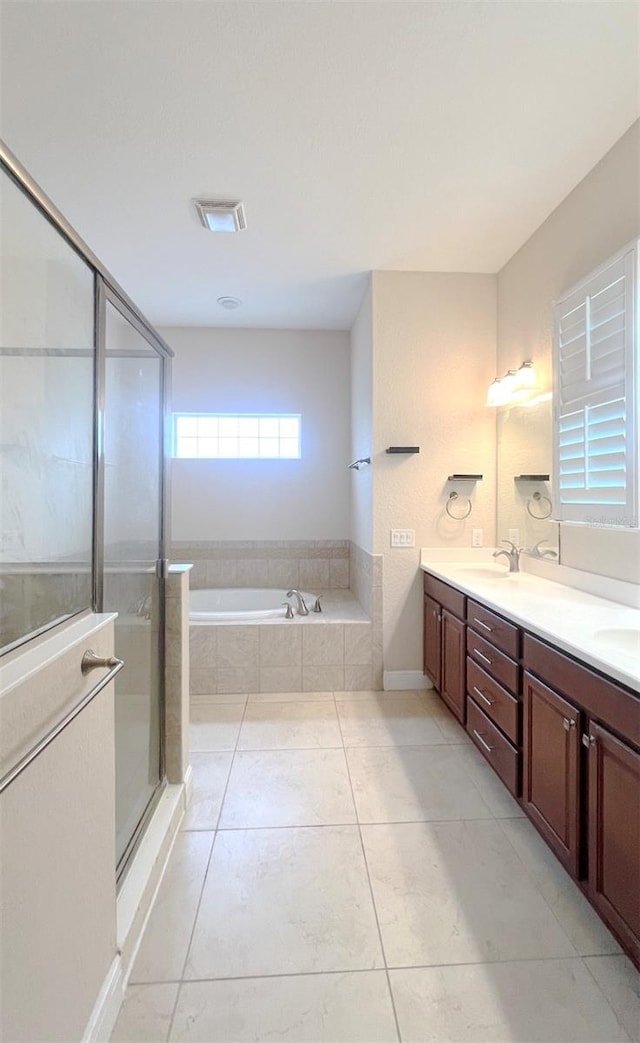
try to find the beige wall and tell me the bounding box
[349,280,374,554]
[165,327,351,542]
[497,119,640,583]
[371,271,497,672]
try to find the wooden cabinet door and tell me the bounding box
[523,671,581,876]
[441,610,466,723]
[587,723,640,965]
[423,595,442,690]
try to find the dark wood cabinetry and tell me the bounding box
[587,722,640,966]
[423,595,441,690]
[441,611,466,722]
[423,575,466,723]
[422,567,640,968]
[523,671,581,875]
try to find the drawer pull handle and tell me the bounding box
[473,685,494,707]
[563,718,576,732]
[474,649,492,666]
[473,617,493,633]
[473,729,494,754]
[582,733,596,748]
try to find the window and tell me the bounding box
[173,413,301,459]
[553,241,638,528]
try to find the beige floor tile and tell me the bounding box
[500,817,622,956]
[337,694,447,747]
[181,752,233,830]
[185,826,384,979]
[237,699,342,750]
[130,832,214,983]
[584,955,640,1042]
[334,690,416,701]
[219,748,356,828]
[347,745,494,823]
[190,692,247,706]
[170,971,399,1042]
[248,689,334,702]
[362,820,576,966]
[421,691,471,743]
[111,983,178,1043]
[452,742,526,818]
[389,959,630,1042]
[189,703,244,752]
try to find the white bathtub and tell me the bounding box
[190,588,317,622]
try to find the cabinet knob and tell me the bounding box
[582,733,596,748]
[563,718,576,731]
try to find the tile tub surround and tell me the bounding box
[171,540,351,592]
[189,593,381,694]
[113,690,637,1043]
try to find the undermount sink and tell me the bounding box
[592,627,640,658]
[451,565,511,582]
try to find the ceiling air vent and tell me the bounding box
[194,199,247,232]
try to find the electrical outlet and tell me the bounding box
[390,528,415,548]
[472,528,483,547]
[508,528,520,545]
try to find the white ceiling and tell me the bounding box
[1,1,638,330]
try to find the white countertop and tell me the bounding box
[420,553,640,694]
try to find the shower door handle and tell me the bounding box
[81,649,124,674]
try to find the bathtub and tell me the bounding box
[190,587,317,622]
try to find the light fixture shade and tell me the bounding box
[517,360,536,389]
[486,378,504,407]
[194,199,247,232]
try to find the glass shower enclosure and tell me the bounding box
[0,142,173,880]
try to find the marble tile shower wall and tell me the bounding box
[170,541,350,592]
[190,620,379,696]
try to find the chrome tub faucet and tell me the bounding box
[286,590,309,616]
[492,540,521,573]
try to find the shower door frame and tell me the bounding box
[99,281,172,881]
[1,140,174,882]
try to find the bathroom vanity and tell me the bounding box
[422,558,640,969]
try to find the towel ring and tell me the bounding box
[526,491,552,520]
[446,491,472,520]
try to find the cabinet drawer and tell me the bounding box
[467,600,520,658]
[423,572,466,620]
[467,697,519,797]
[467,630,519,695]
[467,657,519,744]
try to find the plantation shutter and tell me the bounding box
[553,244,638,527]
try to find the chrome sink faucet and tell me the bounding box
[526,539,558,560]
[286,589,309,616]
[492,540,521,573]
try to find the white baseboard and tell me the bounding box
[383,670,432,691]
[82,956,123,1043]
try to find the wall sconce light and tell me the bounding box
[486,361,537,407]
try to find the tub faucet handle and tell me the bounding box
[312,596,323,613]
[282,601,295,620]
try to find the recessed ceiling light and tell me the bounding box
[194,199,246,232]
[217,296,242,310]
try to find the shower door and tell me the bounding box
[101,289,168,873]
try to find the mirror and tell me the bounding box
[496,395,560,562]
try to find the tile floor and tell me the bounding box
[112,691,640,1042]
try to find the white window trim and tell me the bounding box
[552,239,639,529]
[171,412,302,460]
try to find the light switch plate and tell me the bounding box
[472,528,483,547]
[508,528,520,545]
[390,528,415,548]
